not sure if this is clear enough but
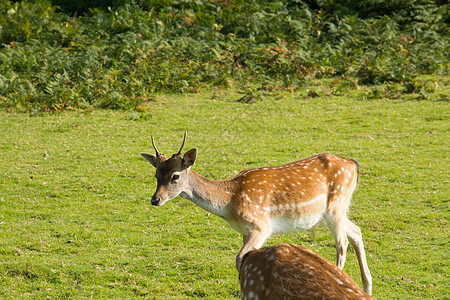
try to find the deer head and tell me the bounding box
[141,131,197,206]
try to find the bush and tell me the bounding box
[0,0,448,111]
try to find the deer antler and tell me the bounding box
[151,135,161,157]
[176,130,187,156]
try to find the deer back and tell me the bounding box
[240,243,375,300]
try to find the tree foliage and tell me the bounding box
[0,0,448,111]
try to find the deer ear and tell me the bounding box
[182,148,197,169]
[141,153,158,168]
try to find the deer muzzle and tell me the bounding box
[151,194,161,206]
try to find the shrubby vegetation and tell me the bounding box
[0,0,448,111]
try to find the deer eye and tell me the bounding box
[171,174,180,181]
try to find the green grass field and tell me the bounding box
[0,77,448,299]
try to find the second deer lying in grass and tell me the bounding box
[240,243,375,300]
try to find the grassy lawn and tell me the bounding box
[0,77,448,299]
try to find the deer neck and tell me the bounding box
[180,170,234,218]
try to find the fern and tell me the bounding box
[0,0,448,111]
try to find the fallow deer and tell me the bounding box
[141,132,372,294]
[240,243,375,300]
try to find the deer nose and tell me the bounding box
[151,195,160,206]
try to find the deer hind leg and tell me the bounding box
[310,218,326,243]
[236,228,270,272]
[345,219,373,295]
[310,226,317,243]
[324,213,349,271]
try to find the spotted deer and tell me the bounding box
[240,243,375,300]
[141,132,372,294]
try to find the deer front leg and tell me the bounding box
[235,229,270,272]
